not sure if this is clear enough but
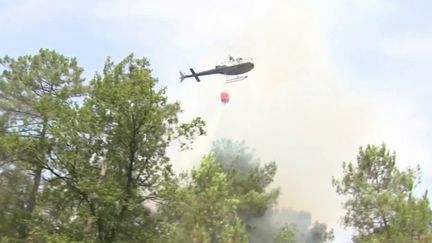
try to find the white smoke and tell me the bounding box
[166,1,432,239]
[171,0,380,230]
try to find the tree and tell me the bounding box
[305,222,334,243]
[332,144,432,242]
[0,49,85,239]
[246,208,334,243]
[273,225,297,243]
[211,139,279,225]
[158,154,248,243]
[0,166,32,240]
[212,139,333,243]
[30,54,206,242]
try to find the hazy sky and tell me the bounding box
[1,0,431,241]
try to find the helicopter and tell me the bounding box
[179,56,254,83]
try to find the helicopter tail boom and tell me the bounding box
[179,69,201,82]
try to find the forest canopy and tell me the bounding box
[0,49,430,243]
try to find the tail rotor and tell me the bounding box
[179,71,186,82]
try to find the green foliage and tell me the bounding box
[0,48,84,143]
[10,49,430,243]
[0,167,32,241]
[212,139,279,223]
[0,51,206,242]
[333,144,432,242]
[39,54,206,242]
[305,222,335,243]
[273,225,297,243]
[246,208,334,243]
[158,154,248,243]
[212,139,334,243]
[0,48,85,239]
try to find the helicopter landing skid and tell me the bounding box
[225,75,247,83]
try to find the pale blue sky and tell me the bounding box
[323,0,432,117]
[1,1,431,241]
